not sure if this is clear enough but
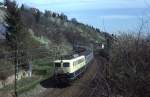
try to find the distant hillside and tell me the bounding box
[0,5,108,55]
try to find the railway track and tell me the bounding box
[78,56,110,97]
[78,59,100,97]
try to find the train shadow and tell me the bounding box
[40,76,70,89]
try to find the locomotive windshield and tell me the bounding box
[55,63,61,67]
[63,62,70,67]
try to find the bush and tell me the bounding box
[109,33,150,97]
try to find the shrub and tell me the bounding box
[109,33,150,97]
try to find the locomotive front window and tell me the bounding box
[63,63,70,67]
[55,63,61,67]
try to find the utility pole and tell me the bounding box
[14,49,18,97]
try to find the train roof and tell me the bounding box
[54,55,85,63]
[54,50,92,62]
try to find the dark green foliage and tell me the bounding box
[4,0,33,72]
[71,18,78,24]
[59,13,68,20]
[20,4,25,11]
[44,10,52,18]
[35,10,40,23]
[52,12,56,17]
[5,0,36,50]
[5,0,24,50]
[95,28,100,32]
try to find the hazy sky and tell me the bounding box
[1,0,150,33]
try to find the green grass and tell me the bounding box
[17,77,43,94]
[32,58,54,76]
[32,58,53,66]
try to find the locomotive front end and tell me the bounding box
[54,60,71,83]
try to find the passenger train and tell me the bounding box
[54,50,93,83]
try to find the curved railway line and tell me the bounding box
[78,56,109,97]
[35,55,110,97]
